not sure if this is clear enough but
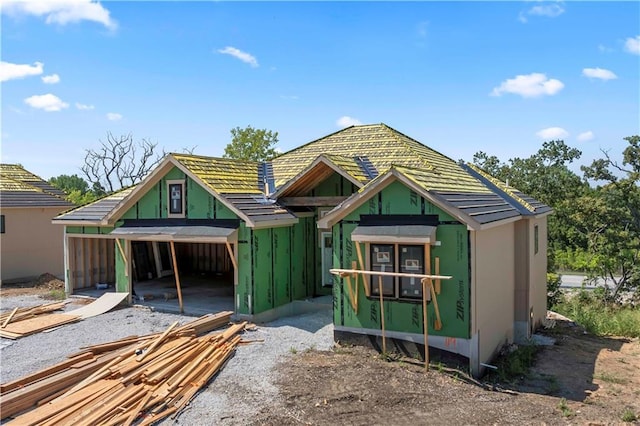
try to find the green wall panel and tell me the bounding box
[252,228,273,313]
[115,239,129,293]
[314,173,343,197]
[214,198,237,219]
[273,227,291,307]
[236,223,253,315]
[291,220,307,300]
[186,179,212,219]
[305,216,316,297]
[333,181,471,339]
[137,185,160,218]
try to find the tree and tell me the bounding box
[49,174,99,205]
[472,140,591,268]
[223,126,279,162]
[575,136,640,299]
[82,132,164,194]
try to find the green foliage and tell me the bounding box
[49,174,100,205]
[223,126,279,162]
[546,273,562,309]
[558,398,575,418]
[489,344,539,383]
[622,408,637,422]
[554,292,640,337]
[553,247,600,272]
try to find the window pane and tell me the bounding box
[169,184,183,214]
[399,245,424,298]
[370,244,395,296]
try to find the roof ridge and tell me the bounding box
[170,153,259,165]
[464,163,535,213]
[382,124,448,172]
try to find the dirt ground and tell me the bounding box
[0,273,65,298]
[253,318,640,425]
[2,279,638,424]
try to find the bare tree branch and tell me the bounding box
[81,132,165,194]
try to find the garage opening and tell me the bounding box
[110,219,240,314]
[129,241,235,314]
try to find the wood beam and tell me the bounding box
[225,242,238,272]
[169,241,184,314]
[278,196,349,207]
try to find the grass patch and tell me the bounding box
[554,291,640,338]
[43,289,67,300]
[558,398,575,418]
[488,344,540,383]
[622,408,638,422]
[594,372,629,385]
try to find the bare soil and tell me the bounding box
[252,317,640,425]
[0,273,65,297]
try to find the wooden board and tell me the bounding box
[0,314,80,338]
[65,292,129,319]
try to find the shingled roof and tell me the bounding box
[0,164,73,208]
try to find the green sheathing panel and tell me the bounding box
[333,180,471,339]
[236,223,253,315]
[115,239,129,292]
[290,219,307,300]
[305,215,317,297]
[66,226,115,235]
[273,227,291,307]
[253,228,274,314]
[116,167,238,221]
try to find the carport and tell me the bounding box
[110,219,239,313]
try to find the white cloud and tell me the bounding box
[24,93,69,111]
[1,0,117,30]
[336,116,362,128]
[0,61,44,82]
[279,95,299,100]
[41,73,60,84]
[75,102,95,110]
[518,2,565,23]
[582,67,617,81]
[536,127,569,140]
[217,46,259,68]
[624,35,640,55]
[491,73,564,98]
[106,112,122,121]
[577,131,595,142]
[598,44,613,53]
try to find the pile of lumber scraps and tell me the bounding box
[0,302,77,339]
[1,311,248,425]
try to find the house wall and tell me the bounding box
[1,207,68,282]
[332,180,471,339]
[531,217,548,329]
[470,222,515,372]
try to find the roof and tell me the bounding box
[0,164,73,208]
[54,187,135,222]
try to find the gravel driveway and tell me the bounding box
[0,295,334,425]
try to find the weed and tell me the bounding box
[379,351,399,362]
[558,398,575,418]
[44,289,66,300]
[489,344,540,383]
[622,408,637,422]
[289,347,298,354]
[554,296,640,338]
[594,372,628,385]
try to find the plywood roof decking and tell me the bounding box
[0,164,73,208]
[172,154,262,194]
[270,124,486,193]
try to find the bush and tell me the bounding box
[547,273,562,309]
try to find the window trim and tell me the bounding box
[0,214,4,234]
[167,180,186,218]
[366,242,428,301]
[534,224,539,255]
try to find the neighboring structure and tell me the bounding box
[53,124,551,376]
[0,164,74,283]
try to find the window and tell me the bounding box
[0,215,4,234]
[167,180,185,218]
[534,224,539,255]
[369,243,425,299]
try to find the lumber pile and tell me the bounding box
[1,311,245,425]
[0,302,79,339]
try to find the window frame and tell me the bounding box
[367,242,427,301]
[534,224,539,255]
[167,180,186,218]
[0,214,4,234]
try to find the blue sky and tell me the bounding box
[2,1,639,182]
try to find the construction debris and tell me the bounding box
[0,311,244,425]
[0,302,75,339]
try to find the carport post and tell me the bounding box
[169,241,184,313]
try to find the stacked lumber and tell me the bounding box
[1,311,244,425]
[0,302,78,339]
